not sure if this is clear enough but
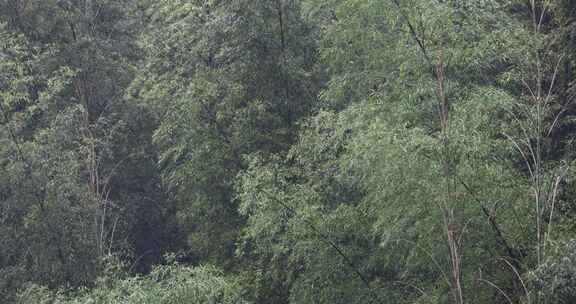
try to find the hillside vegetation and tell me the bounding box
[2,1,576,303]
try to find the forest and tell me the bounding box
[1,0,576,303]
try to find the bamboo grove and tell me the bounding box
[1,0,576,303]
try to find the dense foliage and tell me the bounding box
[1,0,575,303]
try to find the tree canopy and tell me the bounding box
[1,1,576,303]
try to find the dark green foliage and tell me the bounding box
[1,1,576,304]
[0,1,180,301]
[531,240,576,303]
[128,0,321,266]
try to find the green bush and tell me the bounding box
[17,258,248,304]
[530,240,576,304]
